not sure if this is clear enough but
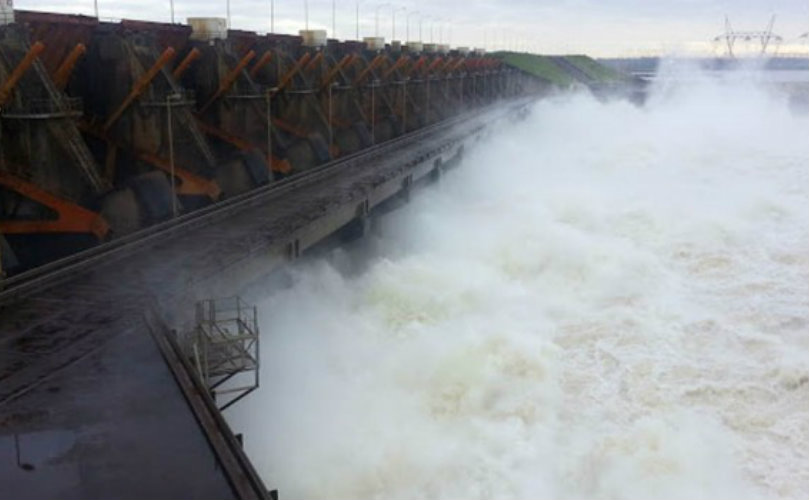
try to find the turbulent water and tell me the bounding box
[229,67,809,499]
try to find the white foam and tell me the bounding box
[229,67,809,499]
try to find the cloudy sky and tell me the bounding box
[13,0,809,56]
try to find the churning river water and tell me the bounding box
[229,67,809,499]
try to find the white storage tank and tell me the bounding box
[363,37,385,51]
[0,0,14,26]
[187,18,227,41]
[406,41,423,53]
[299,29,327,48]
[423,43,437,54]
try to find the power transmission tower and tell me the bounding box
[713,15,784,57]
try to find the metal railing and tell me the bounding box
[144,306,272,500]
[140,89,197,108]
[0,97,83,119]
[192,296,260,412]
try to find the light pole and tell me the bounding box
[458,73,466,109]
[226,0,231,29]
[445,67,449,106]
[328,82,338,157]
[170,0,175,23]
[392,6,405,41]
[266,87,278,177]
[355,0,363,39]
[270,0,274,33]
[166,92,181,218]
[375,3,390,38]
[406,10,419,41]
[332,0,336,38]
[425,69,430,125]
[419,15,429,42]
[370,79,379,144]
[305,0,309,30]
[401,77,409,134]
[94,0,98,18]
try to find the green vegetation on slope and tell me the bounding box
[495,52,576,87]
[494,52,631,87]
[563,55,630,83]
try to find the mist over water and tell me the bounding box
[229,67,809,499]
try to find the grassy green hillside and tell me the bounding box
[494,52,631,87]
[494,53,576,86]
[562,55,630,83]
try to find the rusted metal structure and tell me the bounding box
[1,11,537,275]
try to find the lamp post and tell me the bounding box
[328,82,338,157]
[401,77,409,134]
[375,3,390,38]
[332,0,336,38]
[419,15,429,42]
[425,70,430,125]
[166,92,181,218]
[406,10,419,42]
[226,0,231,29]
[355,0,363,39]
[392,6,406,41]
[170,0,174,23]
[270,0,274,33]
[370,79,379,144]
[266,87,278,178]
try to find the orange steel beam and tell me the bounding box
[173,48,201,80]
[276,52,312,92]
[303,52,324,74]
[0,171,109,240]
[199,50,256,114]
[353,54,386,85]
[328,116,352,129]
[271,117,311,138]
[103,47,176,131]
[135,151,222,199]
[383,56,410,79]
[81,124,221,200]
[52,43,86,90]
[195,120,292,174]
[319,54,354,91]
[425,57,445,75]
[404,57,426,77]
[449,58,466,72]
[0,41,46,107]
[249,51,273,78]
[441,58,459,73]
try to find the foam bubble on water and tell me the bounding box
[229,67,809,499]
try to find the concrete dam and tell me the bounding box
[0,6,640,499]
